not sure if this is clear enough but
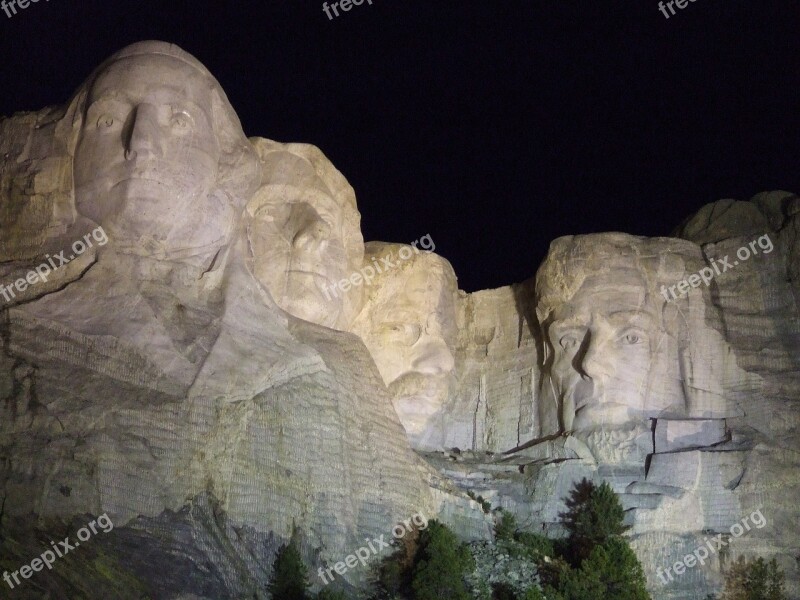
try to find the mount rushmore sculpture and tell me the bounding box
[0,41,798,599]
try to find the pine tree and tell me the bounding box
[719,556,787,600]
[411,520,474,600]
[494,509,518,541]
[558,478,628,564]
[267,541,310,600]
[548,478,650,599]
[558,538,649,600]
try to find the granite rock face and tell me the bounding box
[0,41,490,599]
[670,192,800,598]
[1,40,798,600]
[350,242,459,450]
[398,223,798,599]
[438,283,540,453]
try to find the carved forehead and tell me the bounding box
[75,41,244,140]
[364,243,457,289]
[250,141,359,215]
[106,41,215,79]
[359,243,458,336]
[245,138,364,279]
[548,281,656,326]
[87,54,216,109]
[248,152,346,217]
[535,232,701,318]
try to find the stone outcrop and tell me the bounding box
[1,40,798,600]
[407,221,799,600]
[439,283,540,452]
[0,41,490,600]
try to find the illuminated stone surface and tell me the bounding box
[0,40,797,600]
[247,137,364,330]
[350,242,458,449]
[0,42,489,598]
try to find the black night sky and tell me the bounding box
[1,1,798,291]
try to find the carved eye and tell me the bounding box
[382,323,422,346]
[170,111,193,131]
[559,335,580,350]
[619,329,645,345]
[97,115,115,129]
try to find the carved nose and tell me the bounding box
[410,337,454,375]
[577,323,615,381]
[293,221,330,249]
[290,204,330,250]
[126,103,162,160]
[580,339,604,379]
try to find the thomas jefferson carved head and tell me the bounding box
[245,139,364,329]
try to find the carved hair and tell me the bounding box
[247,137,363,270]
[534,232,745,431]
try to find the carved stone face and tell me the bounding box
[247,144,362,329]
[74,54,229,256]
[352,245,457,442]
[545,269,673,431]
[249,186,348,328]
[535,235,713,465]
[536,234,747,465]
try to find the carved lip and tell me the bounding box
[111,176,170,190]
[286,269,333,288]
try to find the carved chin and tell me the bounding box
[573,421,653,465]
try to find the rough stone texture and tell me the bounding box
[350,242,459,451]
[438,283,539,452]
[654,419,728,453]
[0,106,76,262]
[418,224,798,600]
[0,218,484,598]
[0,41,490,599]
[2,40,798,600]
[671,192,800,599]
